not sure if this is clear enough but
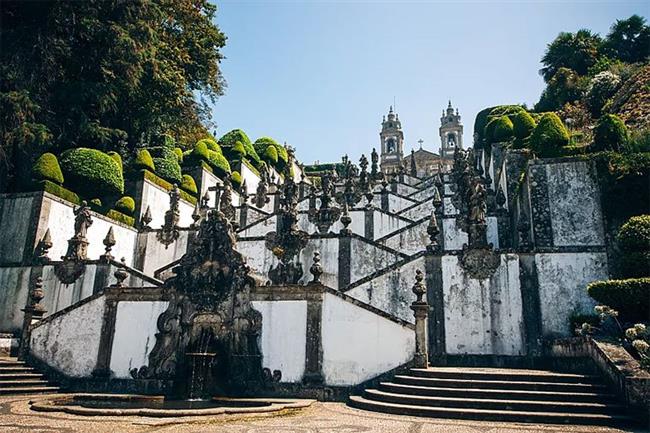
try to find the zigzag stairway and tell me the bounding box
[349,366,637,426]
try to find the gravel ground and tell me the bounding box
[0,394,647,433]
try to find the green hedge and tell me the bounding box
[253,137,287,168]
[587,278,650,321]
[186,141,231,176]
[59,147,125,198]
[142,169,197,205]
[231,171,242,188]
[135,149,155,172]
[32,153,64,185]
[529,113,569,158]
[180,174,198,195]
[106,209,135,227]
[512,111,537,141]
[148,146,182,184]
[593,114,628,152]
[618,215,650,252]
[219,129,260,163]
[263,145,279,164]
[107,151,123,172]
[40,180,80,204]
[197,138,222,154]
[173,147,184,163]
[115,196,135,215]
[490,116,514,143]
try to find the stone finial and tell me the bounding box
[101,227,116,261]
[35,228,53,264]
[201,191,210,209]
[432,185,442,209]
[411,269,426,303]
[308,251,323,285]
[427,211,441,253]
[141,205,152,229]
[340,202,352,235]
[112,257,128,287]
[496,185,506,209]
[157,185,181,248]
[191,201,202,228]
[240,179,249,201]
[19,277,47,359]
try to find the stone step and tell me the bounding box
[0,379,53,388]
[0,359,25,368]
[363,389,626,415]
[0,366,35,374]
[378,382,618,403]
[0,373,45,380]
[0,386,60,395]
[393,375,608,393]
[410,368,602,384]
[349,395,636,426]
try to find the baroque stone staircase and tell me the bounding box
[349,367,637,426]
[0,357,60,395]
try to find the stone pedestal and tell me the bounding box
[410,302,429,368]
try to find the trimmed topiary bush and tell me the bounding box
[149,146,182,184]
[490,116,514,143]
[180,174,198,195]
[617,215,650,278]
[90,198,102,209]
[529,113,570,158]
[173,147,184,163]
[32,153,64,185]
[219,129,260,164]
[208,151,231,176]
[231,171,242,188]
[135,149,155,172]
[107,151,123,172]
[115,196,135,215]
[253,137,279,155]
[197,138,222,154]
[587,278,650,321]
[512,111,537,140]
[229,140,246,160]
[263,145,279,165]
[593,114,628,152]
[60,148,125,198]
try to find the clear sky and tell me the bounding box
[208,1,648,165]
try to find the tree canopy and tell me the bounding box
[0,0,226,190]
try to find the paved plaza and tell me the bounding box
[0,395,646,433]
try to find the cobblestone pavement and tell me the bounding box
[0,395,647,433]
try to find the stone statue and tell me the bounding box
[73,201,93,239]
[469,179,487,225]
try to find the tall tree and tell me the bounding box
[603,15,650,64]
[0,0,226,190]
[539,30,603,82]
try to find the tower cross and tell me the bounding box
[418,139,424,149]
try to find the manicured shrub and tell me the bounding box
[32,153,64,185]
[149,146,182,184]
[186,141,231,175]
[115,196,135,215]
[197,138,222,154]
[190,140,212,163]
[253,136,279,155]
[208,151,231,176]
[40,180,80,204]
[593,114,628,152]
[489,116,514,143]
[229,140,246,160]
[254,136,287,168]
[587,278,650,321]
[173,147,184,163]
[263,145,279,165]
[90,198,102,209]
[107,151,123,172]
[134,149,155,172]
[180,174,198,195]
[59,148,124,197]
[617,215,650,278]
[106,209,135,227]
[231,171,242,187]
[586,71,621,116]
[529,113,570,158]
[219,129,260,164]
[512,111,537,140]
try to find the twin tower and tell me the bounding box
[379,101,463,175]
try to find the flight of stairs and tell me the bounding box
[0,357,60,395]
[349,367,637,426]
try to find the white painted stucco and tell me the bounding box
[252,300,307,383]
[138,179,195,229]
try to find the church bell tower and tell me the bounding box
[380,106,404,173]
[439,100,463,159]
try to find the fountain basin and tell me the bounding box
[29,394,315,417]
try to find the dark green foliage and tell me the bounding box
[32,153,64,184]
[0,0,226,185]
[489,116,514,143]
[253,137,278,155]
[173,147,183,163]
[512,111,537,140]
[218,129,260,164]
[197,138,222,154]
[59,147,124,197]
[593,114,628,152]
[569,313,600,332]
[253,136,287,168]
[149,146,182,184]
[207,151,231,176]
[228,140,246,160]
[474,106,524,149]
[587,278,650,321]
[180,174,197,195]
[219,129,249,154]
[186,140,230,176]
[535,68,588,112]
[540,29,603,82]
[263,145,279,165]
[90,198,103,209]
[40,180,80,204]
[114,196,135,215]
[142,169,197,205]
[627,129,650,153]
[231,171,242,187]
[603,15,650,64]
[106,209,135,227]
[617,215,650,253]
[134,149,155,172]
[529,113,570,157]
[107,151,123,172]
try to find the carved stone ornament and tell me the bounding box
[156,185,181,248]
[459,247,501,280]
[34,228,53,264]
[55,201,92,284]
[132,209,263,397]
[307,173,340,234]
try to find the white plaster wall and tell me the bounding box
[536,252,608,337]
[30,295,105,377]
[374,211,409,240]
[141,231,190,277]
[442,218,468,251]
[237,239,278,283]
[41,197,75,262]
[346,256,423,323]
[198,166,222,201]
[0,267,32,333]
[110,301,169,378]
[408,188,437,203]
[395,183,418,196]
[381,219,429,257]
[40,264,97,313]
[545,162,605,247]
[443,254,525,355]
[138,180,195,229]
[240,215,276,237]
[298,238,339,288]
[487,216,499,249]
[400,200,435,222]
[0,195,35,263]
[444,184,454,196]
[443,196,458,216]
[321,293,414,385]
[371,193,416,214]
[350,238,402,287]
[251,300,307,383]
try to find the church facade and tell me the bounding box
[379,101,463,177]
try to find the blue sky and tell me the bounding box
[209,1,648,165]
